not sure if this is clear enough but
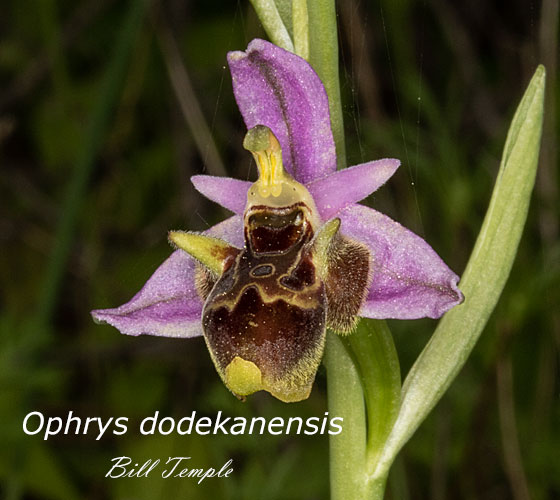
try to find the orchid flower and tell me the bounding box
[91,39,462,403]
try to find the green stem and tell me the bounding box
[304,2,401,499]
[307,0,346,168]
[292,0,309,59]
[250,3,401,498]
[325,321,400,500]
[304,2,367,498]
[324,334,367,500]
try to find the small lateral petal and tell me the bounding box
[307,159,400,220]
[191,175,250,215]
[228,39,337,184]
[91,216,244,338]
[339,205,463,320]
[169,231,240,275]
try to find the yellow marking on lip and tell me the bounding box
[222,350,322,402]
[225,357,263,396]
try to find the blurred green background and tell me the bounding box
[1,0,558,499]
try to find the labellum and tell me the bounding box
[169,126,370,402]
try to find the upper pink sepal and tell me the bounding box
[228,39,337,184]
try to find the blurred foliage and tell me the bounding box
[0,0,558,499]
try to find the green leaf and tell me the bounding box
[274,0,294,39]
[348,320,401,497]
[249,0,295,52]
[346,321,401,466]
[326,320,401,500]
[292,0,309,59]
[370,65,546,481]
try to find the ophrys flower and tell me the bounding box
[92,39,463,402]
